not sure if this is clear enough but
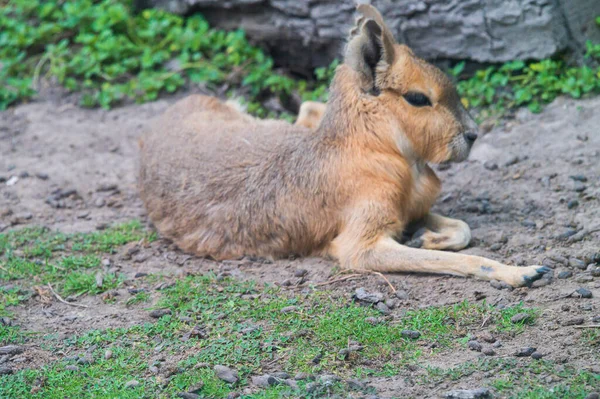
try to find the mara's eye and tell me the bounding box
[403,92,432,107]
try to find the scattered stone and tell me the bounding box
[252,374,277,387]
[6,176,19,186]
[271,372,290,379]
[569,258,587,270]
[97,183,119,192]
[515,347,536,357]
[445,388,492,399]
[567,199,579,209]
[319,374,341,385]
[558,271,573,279]
[95,198,106,208]
[149,309,172,319]
[125,380,140,388]
[490,280,513,291]
[77,354,94,365]
[394,290,409,300]
[347,378,366,390]
[563,317,585,326]
[591,268,600,277]
[280,306,297,313]
[521,219,536,228]
[65,365,79,371]
[483,161,498,171]
[531,278,551,288]
[177,393,200,399]
[575,288,593,298]
[0,345,24,356]
[214,365,239,384]
[294,269,308,278]
[511,313,532,324]
[531,352,544,360]
[401,330,421,340]
[188,382,204,393]
[573,181,586,192]
[504,155,519,167]
[353,287,383,304]
[493,341,503,348]
[490,243,502,251]
[295,372,311,380]
[467,341,482,352]
[311,353,323,364]
[482,348,495,356]
[365,317,379,325]
[557,229,578,241]
[584,393,599,399]
[576,275,594,284]
[479,332,495,343]
[35,172,49,180]
[375,302,390,314]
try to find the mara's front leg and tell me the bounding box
[331,230,550,288]
[407,213,471,251]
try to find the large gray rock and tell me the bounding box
[137,0,600,72]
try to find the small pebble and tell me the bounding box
[570,258,587,270]
[558,271,573,279]
[65,365,79,371]
[35,172,49,180]
[515,347,536,357]
[294,269,308,278]
[214,365,239,384]
[482,348,495,356]
[394,290,409,300]
[585,393,600,399]
[575,288,593,298]
[567,199,579,209]
[504,155,519,167]
[557,229,577,241]
[375,302,390,314]
[591,268,600,277]
[490,243,502,251]
[125,380,140,388]
[562,317,585,326]
[177,393,200,399]
[280,306,297,313]
[401,330,421,339]
[365,317,380,325]
[467,340,482,352]
[353,287,383,304]
[0,366,14,375]
[531,352,544,360]
[483,161,498,171]
[510,313,532,324]
[149,309,172,318]
[445,388,491,399]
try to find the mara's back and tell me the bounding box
[139,95,340,259]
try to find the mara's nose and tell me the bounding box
[464,131,478,142]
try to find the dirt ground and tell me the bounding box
[1,91,599,398]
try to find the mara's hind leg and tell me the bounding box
[295,101,327,130]
[406,213,471,251]
[332,233,550,288]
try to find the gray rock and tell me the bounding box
[353,287,383,304]
[483,161,498,171]
[375,302,390,314]
[445,388,492,399]
[280,305,297,313]
[482,348,495,356]
[394,290,409,300]
[150,308,172,318]
[125,380,140,388]
[214,365,239,384]
[0,366,13,375]
[515,347,536,357]
[511,313,532,324]
[575,288,593,298]
[177,393,200,399]
[558,270,573,279]
[467,340,482,352]
[252,374,276,387]
[584,393,599,399]
[0,345,24,356]
[137,0,600,73]
[531,351,544,360]
[65,365,79,371]
[401,330,421,340]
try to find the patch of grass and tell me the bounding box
[125,290,151,306]
[0,221,153,298]
[495,302,538,333]
[0,0,335,118]
[0,274,542,398]
[426,358,599,399]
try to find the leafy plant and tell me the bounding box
[0,0,333,117]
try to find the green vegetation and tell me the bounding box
[426,358,600,399]
[0,221,154,315]
[0,272,543,398]
[0,0,335,118]
[2,0,599,120]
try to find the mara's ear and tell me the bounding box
[345,5,396,91]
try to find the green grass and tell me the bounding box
[426,358,599,399]
[0,221,154,312]
[0,271,544,398]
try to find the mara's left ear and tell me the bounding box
[345,4,396,92]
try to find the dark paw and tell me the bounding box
[523,266,552,287]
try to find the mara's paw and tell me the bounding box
[512,265,552,288]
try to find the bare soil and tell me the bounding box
[1,92,599,398]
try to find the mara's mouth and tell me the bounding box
[448,134,474,163]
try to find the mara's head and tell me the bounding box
[343,4,478,163]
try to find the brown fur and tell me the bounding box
[139,5,549,287]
